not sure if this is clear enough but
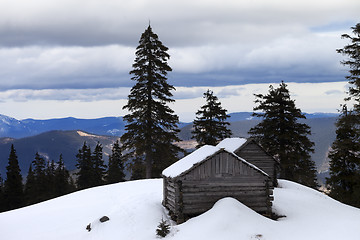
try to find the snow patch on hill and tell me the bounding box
[77,130,97,137]
[0,179,359,240]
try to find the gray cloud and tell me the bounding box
[216,87,245,98]
[1,0,359,47]
[0,0,358,97]
[0,45,134,90]
[0,88,131,102]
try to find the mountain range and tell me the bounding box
[0,115,126,139]
[0,112,338,139]
[0,113,338,181]
[0,130,119,176]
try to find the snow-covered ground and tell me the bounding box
[1,179,359,240]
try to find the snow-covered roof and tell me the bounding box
[162,145,220,178]
[216,138,247,153]
[162,143,269,178]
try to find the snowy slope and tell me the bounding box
[0,179,359,240]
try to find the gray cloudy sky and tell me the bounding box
[0,0,359,120]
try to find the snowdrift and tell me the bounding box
[0,179,359,240]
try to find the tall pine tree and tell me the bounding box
[192,90,232,147]
[121,25,182,179]
[106,140,126,184]
[327,23,360,206]
[30,152,48,203]
[249,82,317,188]
[54,154,74,197]
[75,142,93,189]
[337,23,360,109]
[92,142,106,186]
[326,106,360,207]
[24,164,36,205]
[45,160,56,198]
[0,174,4,212]
[129,156,145,180]
[3,144,24,211]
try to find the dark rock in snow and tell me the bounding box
[86,223,91,232]
[100,216,110,223]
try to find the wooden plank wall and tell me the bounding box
[164,179,177,215]
[179,152,263,181]
[236,142,277,186]
[163,151,274,222]
[180,181,272,215]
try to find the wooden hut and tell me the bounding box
[217,138,279,187]
[162,145,273,223]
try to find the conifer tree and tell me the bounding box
[3,144,24,210]
[129,156,145,180]
[24,165,36,205]
[0,174,5,212]
[192,90,232,147]
[121,25,182,178]
[337,23,360,110]
[152,140,180,178]
[106,140,126,184]
[326,106,360,207]
[31,152,48,202]
[92,142,106,186]
[54,154,74,197]
[249,82,317,188]
[45,160,56,198]
[327,23,360,206]
[156,219,171,237]
[75,142,93,189]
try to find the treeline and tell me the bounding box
[0,140,126,213]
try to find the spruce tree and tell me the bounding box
[106,140,126,184]
[92,142,106,186]
[24,165,36,205]
[31,152,48,203]
[327,23,360,206]
[156,219,171,237]
[0,174,5,212]
[192,90,232,147]
[249,82,317,188]
[45,160,56,199]
[54,154,74,197]
[75,142,93,189]
[129,156,145,180]
[121,25,182,179]
[326,106,360,207]
[336,23,360,109]
[3,144,24,211]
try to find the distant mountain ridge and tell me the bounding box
[0,113,339,181]
[0,112,338,138]
[0,115,126,138]
[0,130,119,176]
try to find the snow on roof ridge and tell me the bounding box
[162,142,269,178]
[162,145,219,178]
[216,137,247,153]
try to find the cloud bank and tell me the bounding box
[0,0,358,91]
[0,0,358,119]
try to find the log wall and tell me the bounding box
[163,150,273,222]
[235,142,278,186]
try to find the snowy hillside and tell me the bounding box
[0,179,359,240]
